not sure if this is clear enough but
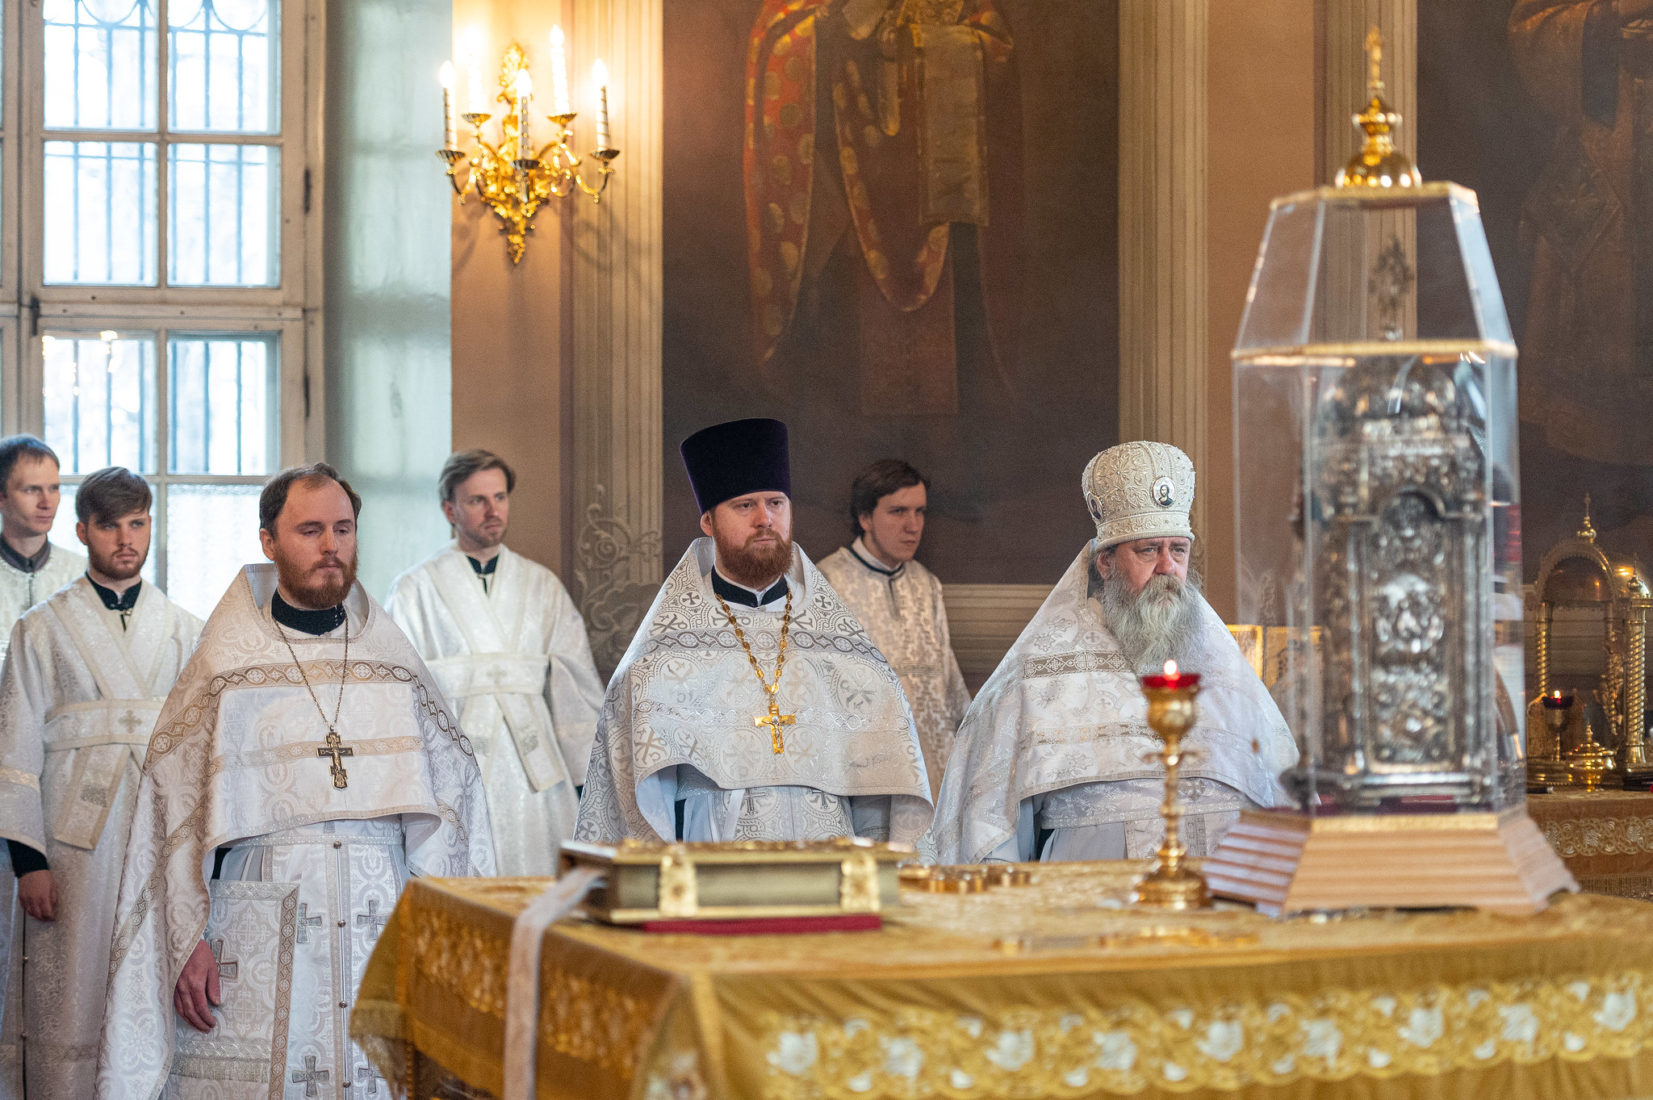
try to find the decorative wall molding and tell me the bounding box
[568,0,664,675]
[1117,0,1210,545]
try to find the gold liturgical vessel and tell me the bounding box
[1527,495,1653,786]
[1201,31,1576,914]
[1132,663,1212,910]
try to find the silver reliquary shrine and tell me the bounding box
[1202,38,1575,913]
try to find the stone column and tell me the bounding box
[1117,0,1209,543]
[568,0,664,675]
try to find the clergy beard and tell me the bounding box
[714,527,793,589]
[277,550,358,609]
[1099,569,1206,675]
[88,545,144,582]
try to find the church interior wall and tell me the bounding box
[322,0,456,596]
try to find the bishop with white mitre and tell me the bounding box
[0,468,201,1100]
[97,463,494,1100]
[928,441,1298,865]
[576,418,933,846]
[387,449,605,876]
[818,459,970,797]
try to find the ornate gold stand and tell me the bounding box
[1131,677,1212,910]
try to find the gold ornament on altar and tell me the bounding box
[436,29,619,264]
[1131,660,1213,911]
[1528,494,1653,786]
[1335,29,1420,189]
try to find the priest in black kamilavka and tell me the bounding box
[576,418,933,845]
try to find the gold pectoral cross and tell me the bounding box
[318,728,354,789]
[753,687,795,754]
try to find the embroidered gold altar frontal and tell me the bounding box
[1529,789,1653,902]
[352,864,1653,1100]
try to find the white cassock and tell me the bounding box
[817,539,970,796]
[0,543,88,1097]
[926,543,1299,865]
[0,578,199,1100]
[575,538,933,846]
[96,564,495,1100]
[385,543,604,875]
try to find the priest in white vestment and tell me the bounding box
[96,464,494,1100]
[928,441,1297,865]
[576,418,933,846]
[387,449,604,875]
[0,467,201,1100]
[0,434,86,1095]
[818,460,970,797]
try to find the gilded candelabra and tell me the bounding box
[438,42,619,264]
[1132,663,1213,911]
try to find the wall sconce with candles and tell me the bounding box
[437,27,618,264]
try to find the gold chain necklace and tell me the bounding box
[714,588,796,753]
[275,612,354,789]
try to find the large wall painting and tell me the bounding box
[663,0,1119,584]
[1420,2,1653,579]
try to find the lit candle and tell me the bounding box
[550,25,572,116]
[462,27,486,115]
[514,69,534,158]
[1542,689,1573,709]
[1141,658,1200,690]
[438,61,457,148]
[593,59,611,149]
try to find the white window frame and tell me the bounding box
[0,0,324,589]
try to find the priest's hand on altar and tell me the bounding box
[174,939,222,1032]
[16,869,56,922]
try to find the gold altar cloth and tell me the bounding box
[1530,789,1653,902]
[352,864,1653,1099]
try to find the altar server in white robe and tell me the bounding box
[97,463,494,1100]
[928,441,1297,865]
[0,468,200,1100]
[386,449,604,875]
[576,418,933,846]
[818,460,970,797]
[0,434,86,1096]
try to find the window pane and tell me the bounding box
[167,143,278,285]
[168,333,277,474]
[42,333,158,473]
[47,481,159,584]
[43,0,159,131]
[44,141,158,285]
[164,482,261,617]
[168,0,278,133]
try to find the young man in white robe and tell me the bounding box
[0,434,86,1094]
[96,463,494,1100]
[576,418,933,846]
[818,460,970,797]
[927,441,1299,865]
[0,467,201,1100]
[386,449,605,876]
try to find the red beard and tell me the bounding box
[277,551,358,609]
[713,527,793,588]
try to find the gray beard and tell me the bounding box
[1099,569,1206,675]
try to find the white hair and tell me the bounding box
[1096,552,1206,675]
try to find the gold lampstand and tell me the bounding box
[1131,671,1213,911]
[438,44,620,264]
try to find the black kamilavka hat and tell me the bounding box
[680,418,791,514]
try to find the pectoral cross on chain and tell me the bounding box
[317,728,354,789]
[753,685,795,754]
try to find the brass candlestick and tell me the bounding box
[1132,670,1212,910]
